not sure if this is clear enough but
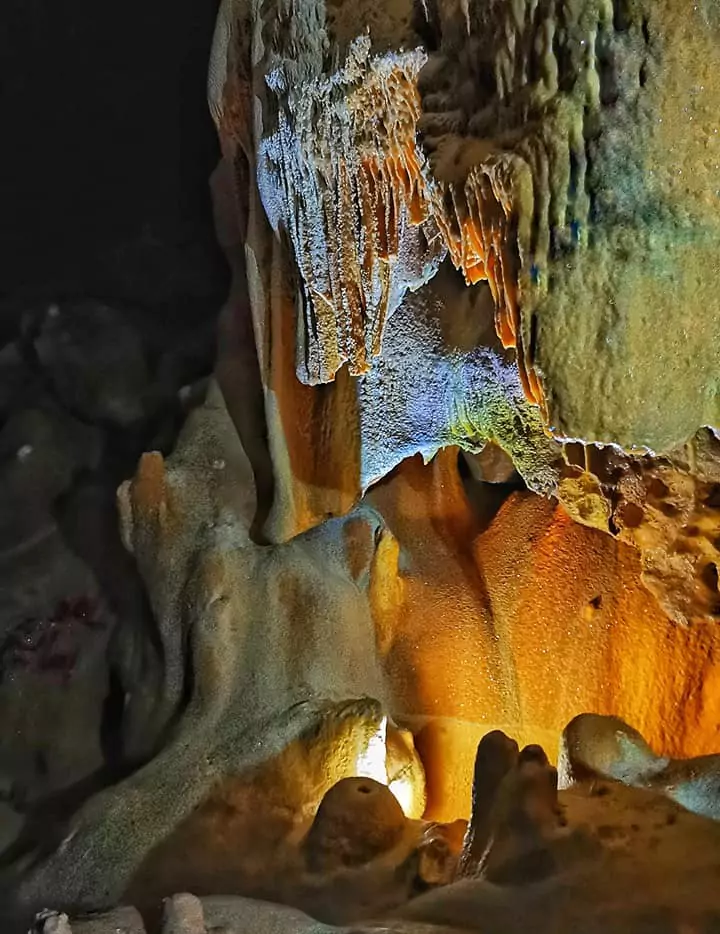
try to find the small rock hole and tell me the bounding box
[641,17,651,45]
[613,0,632,31]
[648,477,670,499]
[701,562,719,594]
[706,484,720,509]
[529,313,539,362]
[621,502,644,529]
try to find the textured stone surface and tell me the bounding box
[559,713,665,789]
[208,0,571,543]
[456,730,519,878]
[0,383,425,927]
[364,449,720,820]
[6,0,720,928]
[559,713,720,822]
[553,433,720,624]
[162,893,205,934]
[36,727,720,933]
[211,0,720,459]
[205,0,720,648]
[5,386,720,930]
[303,778,408,872]
[71,906,146,934]
[34,913,72,934]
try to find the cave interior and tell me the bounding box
[2,0,720,931]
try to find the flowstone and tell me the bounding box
[8,0,720,928]
[0,382,425,927]
[32,727,720,934]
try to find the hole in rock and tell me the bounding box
[100,666,127,770]
[706,484,720,509]
[613,0,633,31]
[554,30,577,94]
[529,313,539,362]
[620,501,645,528]
[474,62,497,100]
[412,0,442,50]
[569,147,583,200]
[457,450,525,531]
[597,36,620,107]
[641,17,651,45]
[702,562,719,594]
[648,477,670,500]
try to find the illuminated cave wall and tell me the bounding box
[207,0,720,817]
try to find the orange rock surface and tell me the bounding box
[366,450,720,820]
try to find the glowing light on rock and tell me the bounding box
[388,774,416,818]
[353,715,422,817]
[355,714,389,787]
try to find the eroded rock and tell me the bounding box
[213,0,720,456]
[456,729,518,878]
[303,778,409,873]
[66,906,146,934]
[162,893,205,934]
[559,712,720,822]
[35,723,720,934]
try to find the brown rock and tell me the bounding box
[303,777,408,873]
[479,745,564,885]
[456,730,518,878]
[559,713,720,823]
[558,714,665,790]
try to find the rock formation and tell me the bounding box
[2,0,720,930]
[29,728,720,933]
[207,0,720,621]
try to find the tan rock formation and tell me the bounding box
[7,385,720,932]
[559,712,720,822]
[208,0,573,541]
[33,728,720,933]
[557,433,720,625]
[303,777,409,872]
[363,448,720,817]
[11,0,720,928]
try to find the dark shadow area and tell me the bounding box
[0,0,230,890]
[0,0,228,320]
